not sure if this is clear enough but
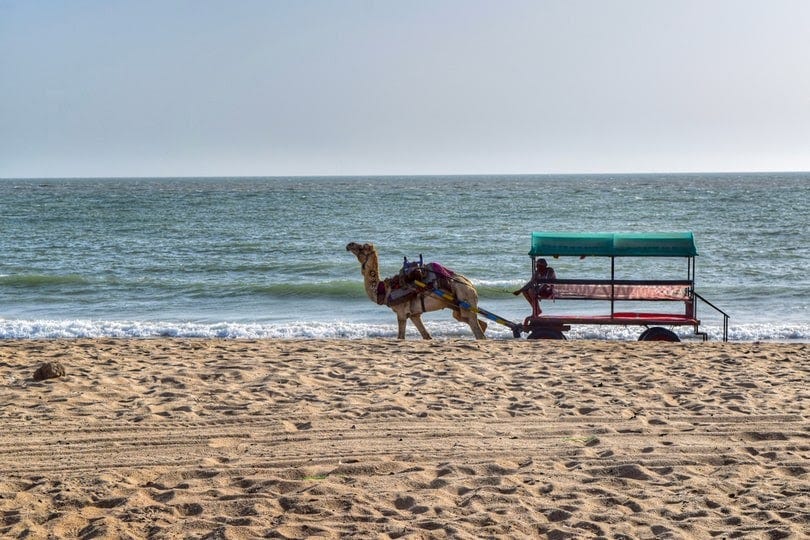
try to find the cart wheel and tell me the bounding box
[527,328,567,340]
[638,327,680,342]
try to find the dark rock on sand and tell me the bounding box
[33,361,66,381]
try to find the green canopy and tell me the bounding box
[529,232,698,257]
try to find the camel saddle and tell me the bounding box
[376,258,457,306]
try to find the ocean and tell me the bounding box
[0,173,807,341]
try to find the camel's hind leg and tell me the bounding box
[409,314,432,340]
[452,309,486,340]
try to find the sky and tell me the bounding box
[2,0,810,178]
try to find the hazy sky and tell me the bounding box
[2,0,810,178]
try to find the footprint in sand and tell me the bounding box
[282,420,312,432]
[393,495,430,515]
[393,495,415,510]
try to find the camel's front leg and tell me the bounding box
[396,315,408,339]
[409,314,432,340]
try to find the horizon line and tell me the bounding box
[2,169,809,181]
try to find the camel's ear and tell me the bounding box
[365,243,374,251]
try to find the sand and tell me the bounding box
[0,338,807,539]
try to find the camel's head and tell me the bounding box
[346,242,374,257]
[346,242,377,267]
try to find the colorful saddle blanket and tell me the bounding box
[376,260,457,306]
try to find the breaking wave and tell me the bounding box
[0,318,805,342]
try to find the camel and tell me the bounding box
[346,242,487,339]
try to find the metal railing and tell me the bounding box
[693,291,730,342]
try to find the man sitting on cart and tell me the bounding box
[513,258,556,316]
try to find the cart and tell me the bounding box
[521,232,729,341]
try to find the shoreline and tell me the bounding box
[1,332,809,343]
[1,339,807,537]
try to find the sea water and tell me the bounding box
[0,174,807,341]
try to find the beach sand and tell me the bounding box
[0,339,807,539]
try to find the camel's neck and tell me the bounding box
[358,250,382,302]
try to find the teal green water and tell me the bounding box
[0,174,807,340]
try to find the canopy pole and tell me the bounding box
[610,256,615,316]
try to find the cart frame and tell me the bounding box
[523,232,729,341]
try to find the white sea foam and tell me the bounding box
[0,318,806,342]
